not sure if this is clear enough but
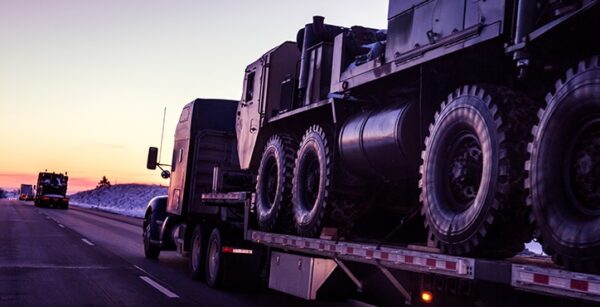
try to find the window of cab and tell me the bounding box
[179,106,190,122]
[245,71,255,102]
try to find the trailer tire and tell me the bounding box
[421,85,536,256]
[189,226,206,280]
[526,56,600,273]
[292,125,332,237]
[255,134,297,232]
[143,211,161,260]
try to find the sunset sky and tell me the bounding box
[0,0,387,192]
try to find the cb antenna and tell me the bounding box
[159,107,166,162]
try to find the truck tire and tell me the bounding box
[526,56,600,273]
[292,125,332,237]
[205,228,227,288]
[421,85,536,256]
[189,226,206,280]
[255,134,297,232]
[143,212,161,259]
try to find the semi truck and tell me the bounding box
[34,171,69,209]
[144,0,600,305]
[18,184,34,201]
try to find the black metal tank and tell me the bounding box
[338,103,420,182]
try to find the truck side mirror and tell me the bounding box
[147,147,159,170]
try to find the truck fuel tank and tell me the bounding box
[339,103,420,182]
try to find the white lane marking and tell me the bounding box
[133,265,151,275]
[81,238,95,246]
[58,224,65,228]
[139,276,179,298]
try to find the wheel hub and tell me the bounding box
[300,151,320,210]
[567,117,600,216]
[446,131,483,212]
[208,240,218,280]
[265,158,278,207]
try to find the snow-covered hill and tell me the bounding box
[69,184,167,218]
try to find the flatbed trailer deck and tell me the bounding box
[200,191,600,304]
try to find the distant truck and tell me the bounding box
[34,172,69,209]
[18,184,34,201]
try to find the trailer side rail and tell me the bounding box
[250,230,474,279]
[512,264,600,302]
[250,230,600,303]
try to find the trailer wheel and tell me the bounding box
[143,213,160,259]
[527,56,600,273]
[292,125,332,237]
[256,135,297,232]
[189,226,206,280]
[421,85,536,256]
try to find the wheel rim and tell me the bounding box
[565,116,600,216]
[144,224,151,251]
[192,234,200,271]
[299,149,320,211]
[261,156,278,209]
[443,130,483,213]
[208,239,218,281]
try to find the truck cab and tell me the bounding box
[34,172,69,209]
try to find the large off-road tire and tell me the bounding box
[143,220,161,260]
[255,134,297,232]
[420,85,536,256]
[526,56,600,273]
[189,226,205,280]
[292,125,334,237]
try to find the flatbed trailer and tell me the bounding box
[199,191,600,305]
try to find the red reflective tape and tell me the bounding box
[426,259,436,267]
[222,247,234,253]
[381,252,389,260]
[445,261,457,270]
[405,256,414,264]
[571,280,589,292]
[347,247,354,254]
[533,274,549,285]
[366,250,374,258]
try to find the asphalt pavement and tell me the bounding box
[0,199,346,306]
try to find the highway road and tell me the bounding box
[0,199,347,306]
